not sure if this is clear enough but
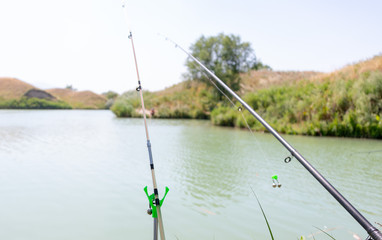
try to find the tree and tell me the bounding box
[65,85,77,91]
[185,33,268,93]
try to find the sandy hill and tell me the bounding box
[312,54,382,82]
[0,77,107,109]
[46,88,107,109]
[237,54,382,94]
[0,77,35,100]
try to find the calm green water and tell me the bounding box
[0,110,381,239]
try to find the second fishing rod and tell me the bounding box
[163,36,382,240]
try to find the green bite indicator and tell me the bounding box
[144,186,169,218]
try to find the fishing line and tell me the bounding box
[349,150,382,156]
[181,44,284,188]
[203,68,294,169]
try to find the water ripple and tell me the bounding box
[0,110,381,240]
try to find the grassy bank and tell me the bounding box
[0,97,72,109]
[212,70,382,138]
[111,55,382,138]
[111,81,217,119]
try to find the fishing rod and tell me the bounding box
[128,30,166,240]
[122,3,167,240]
[162,36,382,240]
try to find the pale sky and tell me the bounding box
[0,0,381,94]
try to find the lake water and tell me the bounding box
[0,110,381,240]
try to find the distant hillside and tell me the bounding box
[237,55,382,93]
[46,89,107,109]
[312,54,382,82]
[112,54,382,138]
[0,77,35,100]
[0,78,107,109]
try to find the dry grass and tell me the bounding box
[239,70,321,94]
[158,71,323,96]
[311,54,382,82]
[0,77,35,100]
[239,54,382,94]
[155,80,199,96]
[46,88,107,109]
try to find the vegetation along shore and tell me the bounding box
[111,33,382,139]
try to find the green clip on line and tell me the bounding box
[144,186,169,218]
[272,175,282,188]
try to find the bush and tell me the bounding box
[110,98,135,117]
[211,106,237,126]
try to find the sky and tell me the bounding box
[0,0,381,94]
